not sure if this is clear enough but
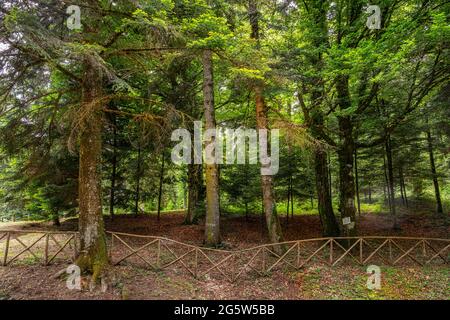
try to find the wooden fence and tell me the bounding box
[0,230,78,266]
[1,230,449,283]
[108,232,450,283]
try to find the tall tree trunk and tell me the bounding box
[328,153,333,198]
[354,148,361,216]
[255,87,284,246]
[399,167,408,208]
[109,114,117,221]
[426,128,443,214]
[336,76,357,238]
[134,143,141,216]
[76,58,108,279]
[291,179,294,219]
[249,0,284,247]
[286,180,290,225]
[157,154,165,222]
[316,149,341,236]
[383,154,390,208]
[202,49,221,246]
[399,167,406,205]
[185,163,202,224]
[385,135,399,229]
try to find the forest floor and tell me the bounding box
[0,202,449,300]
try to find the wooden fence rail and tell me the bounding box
[107,232,450,283]
[0,230,78,266]
[1,230,449,283]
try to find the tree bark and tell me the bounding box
[185,163,202,224]
[354,148,361,216]
[255,87,284,247]
[426,128,443,214]
[202,49,221,246]
[399,167,406,205]
[383,154,390,208]
[109,113,117,221]
[134,143,142,216]
[385,135,399,229]
[76,58,108,279]
[286,180,290,225]
[399,167,408,208]
[315,149,341,236]
[249,0,284,248]
[336,75,357,238]
[157,154,165,222]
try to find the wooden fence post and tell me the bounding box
[194,248,198,279]
[360,238,363,264]
[157,238,161,270]
[3,232,10,266]
[329,239,333,265]
[44,233,49,265]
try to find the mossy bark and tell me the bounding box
[185,163,203,225]
[255,87,284,251]
[202,49,221,246]
[426,127,443,214]
[249,0,284,251]
[76,57,108,280]
[336,75,358,240]
[315,149,340,237]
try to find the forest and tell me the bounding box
[0,0,448,301]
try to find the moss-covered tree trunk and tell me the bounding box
[336,75,357,238]
[255,87,284,246]
[202,49,221,246]
[426,127,443,214]
[385,134,400,229]
[249,0,284,248]
[300,1,340,238]
[185,163,203,224]
[76,58,108,279]
[315,149,340,237]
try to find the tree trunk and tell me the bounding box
[399,168,408,208]
[109,114,117,221]
[336,75,357,238]
[134,143,142,216]
[316,149,341,237]
[202,49,221,246]
[399,167,406,205]
[157,154,165,222]
[383,154,390,208]
[76,58,108,279]
[385,135,399,229]
[291,180,294,219]
[185,163,202,224]
[249,0,284,248]
[52,210,60,227]
[354,148,361,216]
[255,87,284,246]
[426,128,443,214]
[286,180,290,225]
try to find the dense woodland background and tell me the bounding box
[0,0,448,274]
